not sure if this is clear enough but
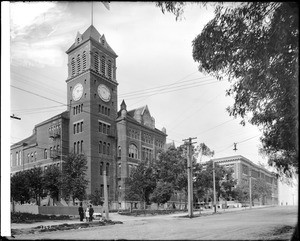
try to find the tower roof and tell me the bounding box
[66,25,117,56]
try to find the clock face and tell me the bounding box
[98,84,111,102]
[72,83,83,101]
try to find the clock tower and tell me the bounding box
[65,25,118,198]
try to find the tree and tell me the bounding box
[11,171,31,204]
[88,189,104,206]
[194,161,228,203]
[156,2,299,178]
[194,143,215,163]
[192,2,298,177]
[234,181,250,205]
[26,167,46,205]
[60,153,89,205]
[43,165,61,203]
[154,146,187,193]
[125,160,156,209]
[220,168,238,201]
[252,178,272,205]
[150,182,173,207]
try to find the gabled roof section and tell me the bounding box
[11,133,37,149]
[66,25,117,56]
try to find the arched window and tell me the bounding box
[106,163,109,176]
[74,142,76,154]
[94,52,99,72]
[107,143,110,155]
[50,147,53,157]
[103,142,106,154]
[71,58,75,76]
[77,141,80,154]
[76,54,80,73]
[100,162,103,175]
[101,56,105,75]
[82,51,87,70]
[44,149,48,159]
[81,140,83,153]
[128,144,138,159]
[99,141,102,153]
[108,60,112,79]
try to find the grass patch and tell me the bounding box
[11,212,71,223]
[11,219,123,236]
[118,209,187,216]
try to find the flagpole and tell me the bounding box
[91,1,93,26]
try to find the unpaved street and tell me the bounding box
[13,206,297,240]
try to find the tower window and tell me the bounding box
[101,56,105,75]
[82,51,86,70]
[77,54,81,74]
[94,52,99,72]
[71,58,75,76]
[108,60,112,79]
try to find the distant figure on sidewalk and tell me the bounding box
[78,202,84,221]
[85,206,90,222]
[89,204,94,222]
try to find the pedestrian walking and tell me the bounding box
[78,202,84,221]
[89,204,94,222]
[85,206,90,222]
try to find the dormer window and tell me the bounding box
[101,39,105,45]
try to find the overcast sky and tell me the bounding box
[6,1,270,166]
[1,2,298,234]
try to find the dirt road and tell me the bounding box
[12,206,298,240]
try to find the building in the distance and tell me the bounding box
[211,155,278,206]
[10,25,167,208]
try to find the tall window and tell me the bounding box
[129,144,138,159]
[71,58,75,76]
[77,141,80,154]
[77,54,81,73]
[34,151,37,161]
[44,149,48,159]
[94,52,99,72]
[82,51,87,70]
[74,142,76,154]
[107,143,110,155]
[16,152,19,165]
[108,60,112,79]
[81,140,83,153]
[101,56,105,75]
[100,162,103,175]
[103,142,106,154]
[50,147,52,157]
[106,163,109,176]
[99,141,102,153]
[118,146,121,157]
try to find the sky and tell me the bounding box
[1,2,298,233]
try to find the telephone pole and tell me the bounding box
[103,170,109,220]
[213,160,217,213]
[183,137,197,218]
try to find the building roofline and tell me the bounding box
[211,155,276,176]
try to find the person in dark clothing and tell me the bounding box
[78,202,84,221]
[89,204,94,222]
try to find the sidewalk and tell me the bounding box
[11,205,275,231]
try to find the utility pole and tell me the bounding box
[183,137,197,218]
[249,169,252,209]
[103,170,109,220]
[213,160,217,213]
